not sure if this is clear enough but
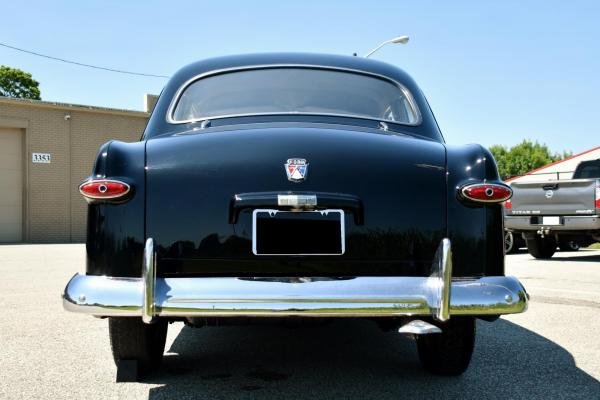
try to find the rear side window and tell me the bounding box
[170,67,420,125]
[574,160,600,179]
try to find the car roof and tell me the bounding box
[168,53,418,89]
[144,53,442,141]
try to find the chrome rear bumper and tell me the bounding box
[63,273,528,319]
[63,237,527,321]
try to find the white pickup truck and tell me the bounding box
[505,159,600,259]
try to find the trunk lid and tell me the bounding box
[146,125,447,277]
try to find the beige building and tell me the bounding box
[506,145,600,184]
[0,96,154,243]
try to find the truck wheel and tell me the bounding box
[525,236,556,259]
[416,317,475,376]
[109,317,168,376]
[504,231,515,254]
[558,240,580,251]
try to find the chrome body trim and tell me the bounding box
[277,194,317,207]
[142,238,156,324]
[429,238,452,322]
[165,64,422,126]
[63,274,528,318]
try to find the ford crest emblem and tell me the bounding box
[285,158,308,182]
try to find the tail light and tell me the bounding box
[595,182,600,209]
[460,183,512,204]
[504,199,512,210]
[79,179,130,200]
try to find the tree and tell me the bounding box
[489,140,571,180]
[0,65,41,100]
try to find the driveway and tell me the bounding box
[0,244,598,399]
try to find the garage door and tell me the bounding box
[0,127,23,242]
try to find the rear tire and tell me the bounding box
[525,236,556,259]
[558,240,580,252]
[504,231,515,254]
[109,317,168,376]
[416,317,476,376]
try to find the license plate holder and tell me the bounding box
[252,209,345,256]
[542,216,561,225]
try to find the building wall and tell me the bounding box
[0,98,148,243]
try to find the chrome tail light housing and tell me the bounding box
[459,182,513,204]
[79,179,131,202]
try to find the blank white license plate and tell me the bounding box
[542,216,561,225]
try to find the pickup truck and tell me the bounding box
[505,159,600,259]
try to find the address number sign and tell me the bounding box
[32,153,51,164]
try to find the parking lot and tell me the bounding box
[0,244,599,399]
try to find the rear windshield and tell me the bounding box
[170,68,420,125]
[574,160,600,179]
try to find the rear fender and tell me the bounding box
[85,140,146,277]
[446,144,505,277]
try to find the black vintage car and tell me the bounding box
[63,53,528,378]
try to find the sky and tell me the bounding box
[1,1,599,154]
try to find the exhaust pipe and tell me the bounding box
[398,319,442,336]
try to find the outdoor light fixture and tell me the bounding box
[364,35,410,58]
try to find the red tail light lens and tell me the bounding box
[79,179,130,200]
[504,199,512,210]
[460,183,512,203]
[595,183,600,209]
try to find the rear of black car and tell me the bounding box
[63,53,527,379]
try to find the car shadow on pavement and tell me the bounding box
[546,253,600,262]
[145,318,599,400]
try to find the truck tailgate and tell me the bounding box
[510,179,598,215]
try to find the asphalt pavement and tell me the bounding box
[0,244,599,399]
